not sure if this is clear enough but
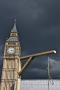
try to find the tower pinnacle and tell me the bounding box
[11,19,17,33]
[14,18,16,25]
[7,19,18,42]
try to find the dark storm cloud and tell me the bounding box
[21,57,48,79]
[48,57,60,79]
[0,0,60,79]
[51,60,60,72]
[22,68,47,79]
[17,0,48,21]
[48,0,60,25]
[0,43,4,79]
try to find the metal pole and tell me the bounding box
[48,57,50,90]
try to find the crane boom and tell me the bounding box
[20,50,56,60]
[18,50,56,77]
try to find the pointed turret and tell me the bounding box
[11,19,17,33]
[7,19,19,42]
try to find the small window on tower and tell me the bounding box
[16,47,19,50]
[11,33,15,36]
[11,33,18,37]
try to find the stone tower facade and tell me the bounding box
[0,21,21,90]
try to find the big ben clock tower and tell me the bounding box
[0,20,21,90]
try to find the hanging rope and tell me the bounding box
[48,57,54,90]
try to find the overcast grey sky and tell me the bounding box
[0,0,60,79]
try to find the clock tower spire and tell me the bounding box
[7,19,18,42]
[11,19,17,33]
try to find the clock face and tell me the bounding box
[7,47,15,54]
